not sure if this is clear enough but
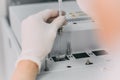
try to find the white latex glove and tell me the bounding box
[17,9,66,70]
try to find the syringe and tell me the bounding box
[58,0,63,34]
[58,0,63,55]
[58,0,62,16]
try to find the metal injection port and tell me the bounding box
[85,59,93,65]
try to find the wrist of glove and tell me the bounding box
[16,50,48,73]
[16,9,66,72]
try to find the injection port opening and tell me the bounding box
[73,52,89,59]
[92,50,107,56]
[67,66,72,68]
[52,56,69,62]
[73,22,77,24]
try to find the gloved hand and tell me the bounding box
[16,9,66,70]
